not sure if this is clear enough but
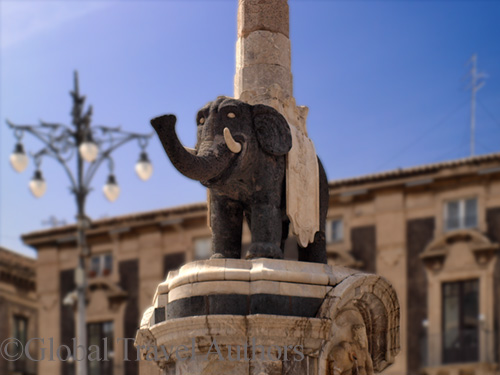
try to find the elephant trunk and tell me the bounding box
[151,115,233,183]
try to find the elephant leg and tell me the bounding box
[210,195,243,259]
[245,204,283,259]
[298,157,328,264]
[298,231,326,263]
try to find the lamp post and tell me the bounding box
[7,71,153,375]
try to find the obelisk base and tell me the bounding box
[135,259,400,375]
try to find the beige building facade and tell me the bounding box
[22,153,500,375]
[0,247,38,375]
[327,153,500,375]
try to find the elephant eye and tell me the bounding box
[199,117,205,125]
[227,112,236,119]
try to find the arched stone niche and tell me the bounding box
[317,274,400,375]
[135,259,400,375]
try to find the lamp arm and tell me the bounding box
[39,120,74,134]
[34,148,78,191]
[82,134,150,189]
[7,121,78,190]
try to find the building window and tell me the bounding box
[444,198,477,231]
[88,321,114,375]
[13,315,28,372]
[194,237,212,260]
[89,253,113,278]
[326,218,343,243]
[442,279,479,364]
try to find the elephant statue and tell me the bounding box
[151,96,328,263]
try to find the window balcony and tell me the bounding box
[420,329,498,372]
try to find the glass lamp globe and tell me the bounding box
[103,175,120,202]
[135,152,153,181]
[79,141,99,162]
[10,143,28,173]
[29,170,47,198]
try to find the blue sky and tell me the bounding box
[1,1,499,257]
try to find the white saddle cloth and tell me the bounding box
[286,124,320,247]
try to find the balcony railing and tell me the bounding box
[420,329,497,368]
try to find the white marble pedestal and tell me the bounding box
[135,259,400,375]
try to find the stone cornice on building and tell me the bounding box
[22,202,208,249]
[22,153,500,250]
[0,247,36,291]
[329,152,500,194]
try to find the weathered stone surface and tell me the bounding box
[238,0,289,38]
[162,294,324,319]
[236,85,309,136]
[235,64,293,100]
[136,260,400,374]
[175,357,250,375]
[287,123,320,247]
[157,259,359,295]
[280,356,318,375]
[282,357,308,375]
[249,360,282,375]
[154,306,165,323]
[317,272,400,374]
[236,31,291,70]
[208,294,249,315]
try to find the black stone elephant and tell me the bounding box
[151,97,328,263]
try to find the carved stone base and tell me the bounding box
[135,259,400,375]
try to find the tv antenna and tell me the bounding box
[42,215,67,227]
[466,54,487,156]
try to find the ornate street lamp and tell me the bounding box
[135,151,153,181]
[6,71,153,375]
[79,136,99,163]
[29,164,47,198]
[9,142,29,172]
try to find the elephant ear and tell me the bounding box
[252,104,292,156]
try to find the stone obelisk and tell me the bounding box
[234,0,309,135]
[235,0,322,248]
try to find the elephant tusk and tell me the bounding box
[223,127,242,153]
[184,147,197,155]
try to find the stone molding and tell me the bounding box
[420,228,499,270]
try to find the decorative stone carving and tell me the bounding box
[420,229,499,271]
[135,259,400,375]
[327,309,374,375]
